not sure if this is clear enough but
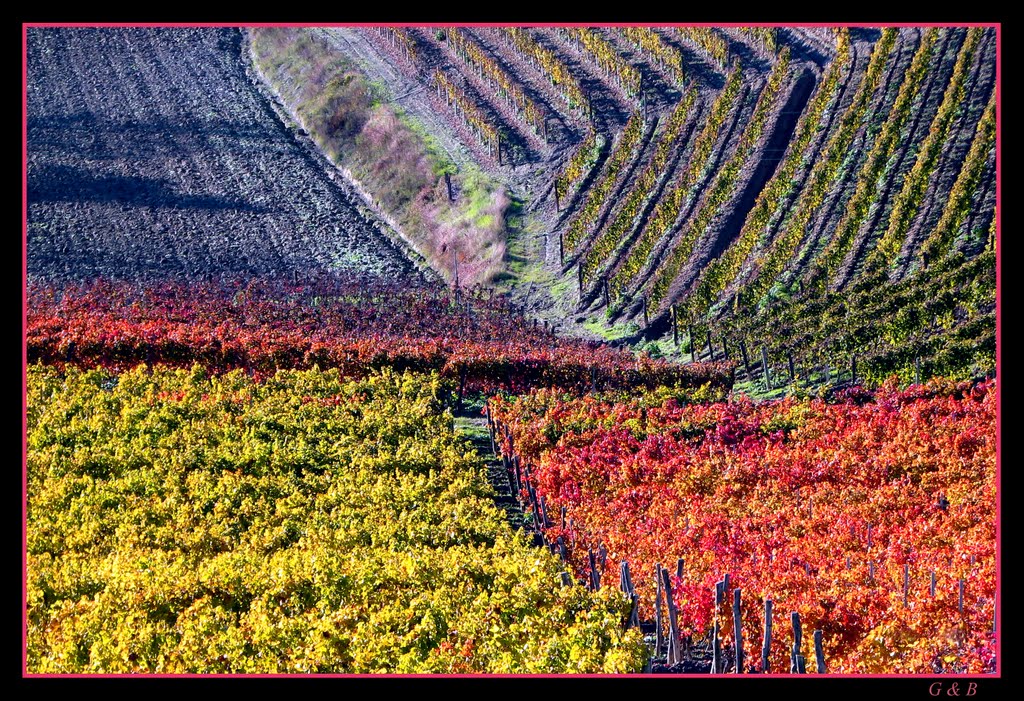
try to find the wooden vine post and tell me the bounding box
[710,620,722,674]
[455,365,467,412]
[993,593,997,633]
[655,564,665,657]
[510,456,522,502]
[814,629,826,673]
[790,611,805,673]
[453,251,460,301]
[486,405,496,454]
[660,565,682,664]
[733,588,744,673]
[762,598,773,673]
[528,483,542,533]
[640,73,647,121]
[619,561,639,629]
[711,579,725,673]
[676,562,687,657]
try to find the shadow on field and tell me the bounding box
[28,112,280,160]
[28,164,273,212]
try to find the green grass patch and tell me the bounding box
[581,317,637,342]
[549,277,573,301]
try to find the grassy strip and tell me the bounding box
[249,28,508,286]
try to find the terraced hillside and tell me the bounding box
[289,26,996,390]
[27,27,424,283]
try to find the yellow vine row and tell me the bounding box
[618,27,685,84]
[609,63,745,299]
[649,49,792,311]
[581,90,697,286]
[559,27,643,99]
[866,28,985,273]
[498,28,589,116]
[805,29,940,290]
[446,28,547,139]
[432,68,501,158]
[672,27,730,69]
[735,28,895,306]
[562,113,646,253]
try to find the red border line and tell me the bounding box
[22,20,30,679]
[22,21,1001,28]
[993,20,1001,680]
[22,20,999,679]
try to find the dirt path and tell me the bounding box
[453,410,534,538]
